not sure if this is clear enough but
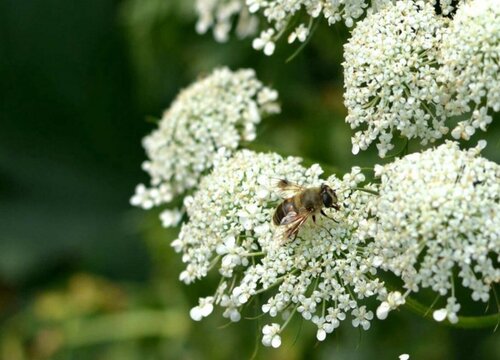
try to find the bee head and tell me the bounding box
[320,184,338,208]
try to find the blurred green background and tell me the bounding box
[1,0,498,359]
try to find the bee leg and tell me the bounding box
[312,215,316,224]
[321,210,338,223]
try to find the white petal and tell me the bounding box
[271,335,281,348]
[316,329,327,341]
[200,303,214,317]
[376,302,390,320]
[433,308,448,322]
[264,42,275,56]
[252,38,264,50]
[352,144,360,155]
[190,307,203,321]
[230,311,241,322]
[225,235,236,247]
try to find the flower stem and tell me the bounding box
[243,251,266,257]
[286,18,319,63]
[404,296,499,329]
[254,269,299,296]
[350,187,379,196]
[280,304,299,332]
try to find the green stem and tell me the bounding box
[362,95,381,109]
[286,18,319,63]
[384,280,499,329]
[208,255,221,272]
[243,251,265,257]
[383,137,408,159]
[280,304,298,332]
[404,297,499,329]
[254,269,299,296]
[350,187,379,196]
[420,101,438,122]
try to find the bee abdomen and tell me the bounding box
[273,199,295,225]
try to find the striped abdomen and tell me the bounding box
[273,198,296,225]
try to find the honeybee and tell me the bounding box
[272,179,339,241]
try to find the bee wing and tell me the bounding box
[280,211,300,225]
[275,209,311,243]
[285,213,311,241]
[274,178,305,199]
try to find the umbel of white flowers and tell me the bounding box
[344,0,499,157]
[194,0,464,56]
[343,0,448,157]
[195,0,396,55]
[440,0,500,141]
[176,150,387,347]
[195,0,258,42]
[362,141,500,323]
[130,67,279,216]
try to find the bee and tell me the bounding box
[272,179,340,241]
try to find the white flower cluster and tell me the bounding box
[439,0,499,140]
[195,0,393,55]
[425,0,457,15]
[343,1,448,157]
[195,0,258,42]
[130,67,279,213]
[376,290,405,320]
[250,0,391,55]
[363,141,500,323]
[175,150,387,346]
